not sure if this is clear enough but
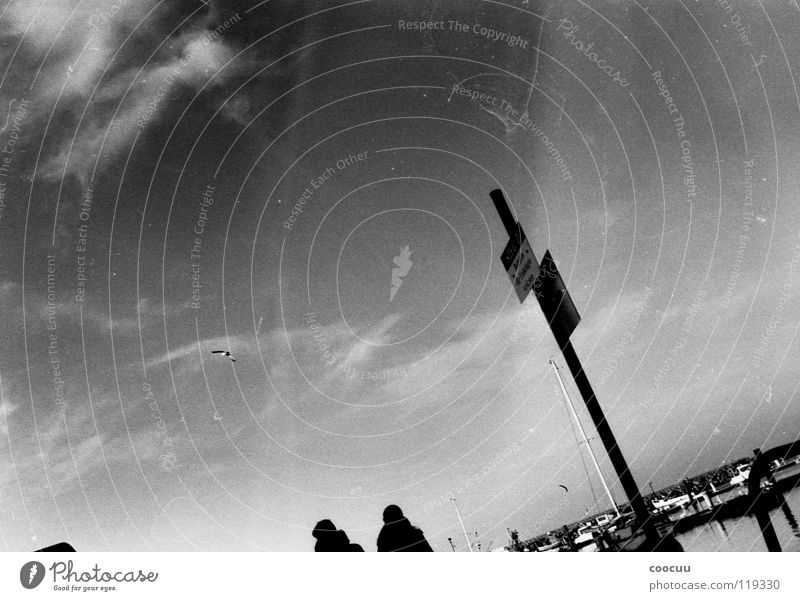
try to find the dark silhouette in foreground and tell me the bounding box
[36,542,76,552]
[377,505,433,552]
[312,519,364,552]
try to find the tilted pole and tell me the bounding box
[490,189,652,531]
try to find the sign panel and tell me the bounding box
[500,229,522,271]
[502,227,538,303]
[533,250,581,345]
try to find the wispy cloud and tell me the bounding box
[4,0,250,184]
[144,334,248,370]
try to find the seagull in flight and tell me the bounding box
[212,350,235,362]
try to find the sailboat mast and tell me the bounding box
[450,496,474,552]
[550,359,621,517]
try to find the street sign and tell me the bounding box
[501,227,538,303]
[533,250,581,346]
[489,188,653,532]
[500,228,522,271]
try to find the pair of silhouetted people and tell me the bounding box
[313,505,433,552]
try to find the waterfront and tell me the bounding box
[676,486,800,552]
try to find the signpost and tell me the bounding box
[501,230,538,303]
[490,188,654,537]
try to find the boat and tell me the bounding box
[729,464,751,486]
[771,456,800,484]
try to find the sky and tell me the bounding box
[1,0,800,552]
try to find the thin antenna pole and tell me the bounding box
[560,379,601,511]
[450,497,473,552]
[550,359,621,517]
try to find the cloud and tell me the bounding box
[220,94,250,124]
[339,313,402,367]
[0,387,164,507]
[38,31,240,183]
[2,0,249,184]
[0,400,20,436]
[144,334,248,370]
[0,279,20,300]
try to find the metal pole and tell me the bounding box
[559,340,651,526]
[450,497,473,552]
[551,360,620,517]
[489,189,653,539]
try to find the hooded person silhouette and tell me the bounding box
[312,519,364,552]
[376,505,433,552]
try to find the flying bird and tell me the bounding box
[212,351,235,362]
[558,484,569,493]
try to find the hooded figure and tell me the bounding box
[312,519,364,552]
[376,505,433,552]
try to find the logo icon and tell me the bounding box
[390,245,413,302]
[20,561,45,589]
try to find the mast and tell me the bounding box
[449,496,473,552]
[550,359,621,518]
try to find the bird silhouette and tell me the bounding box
[212,351,235,362]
